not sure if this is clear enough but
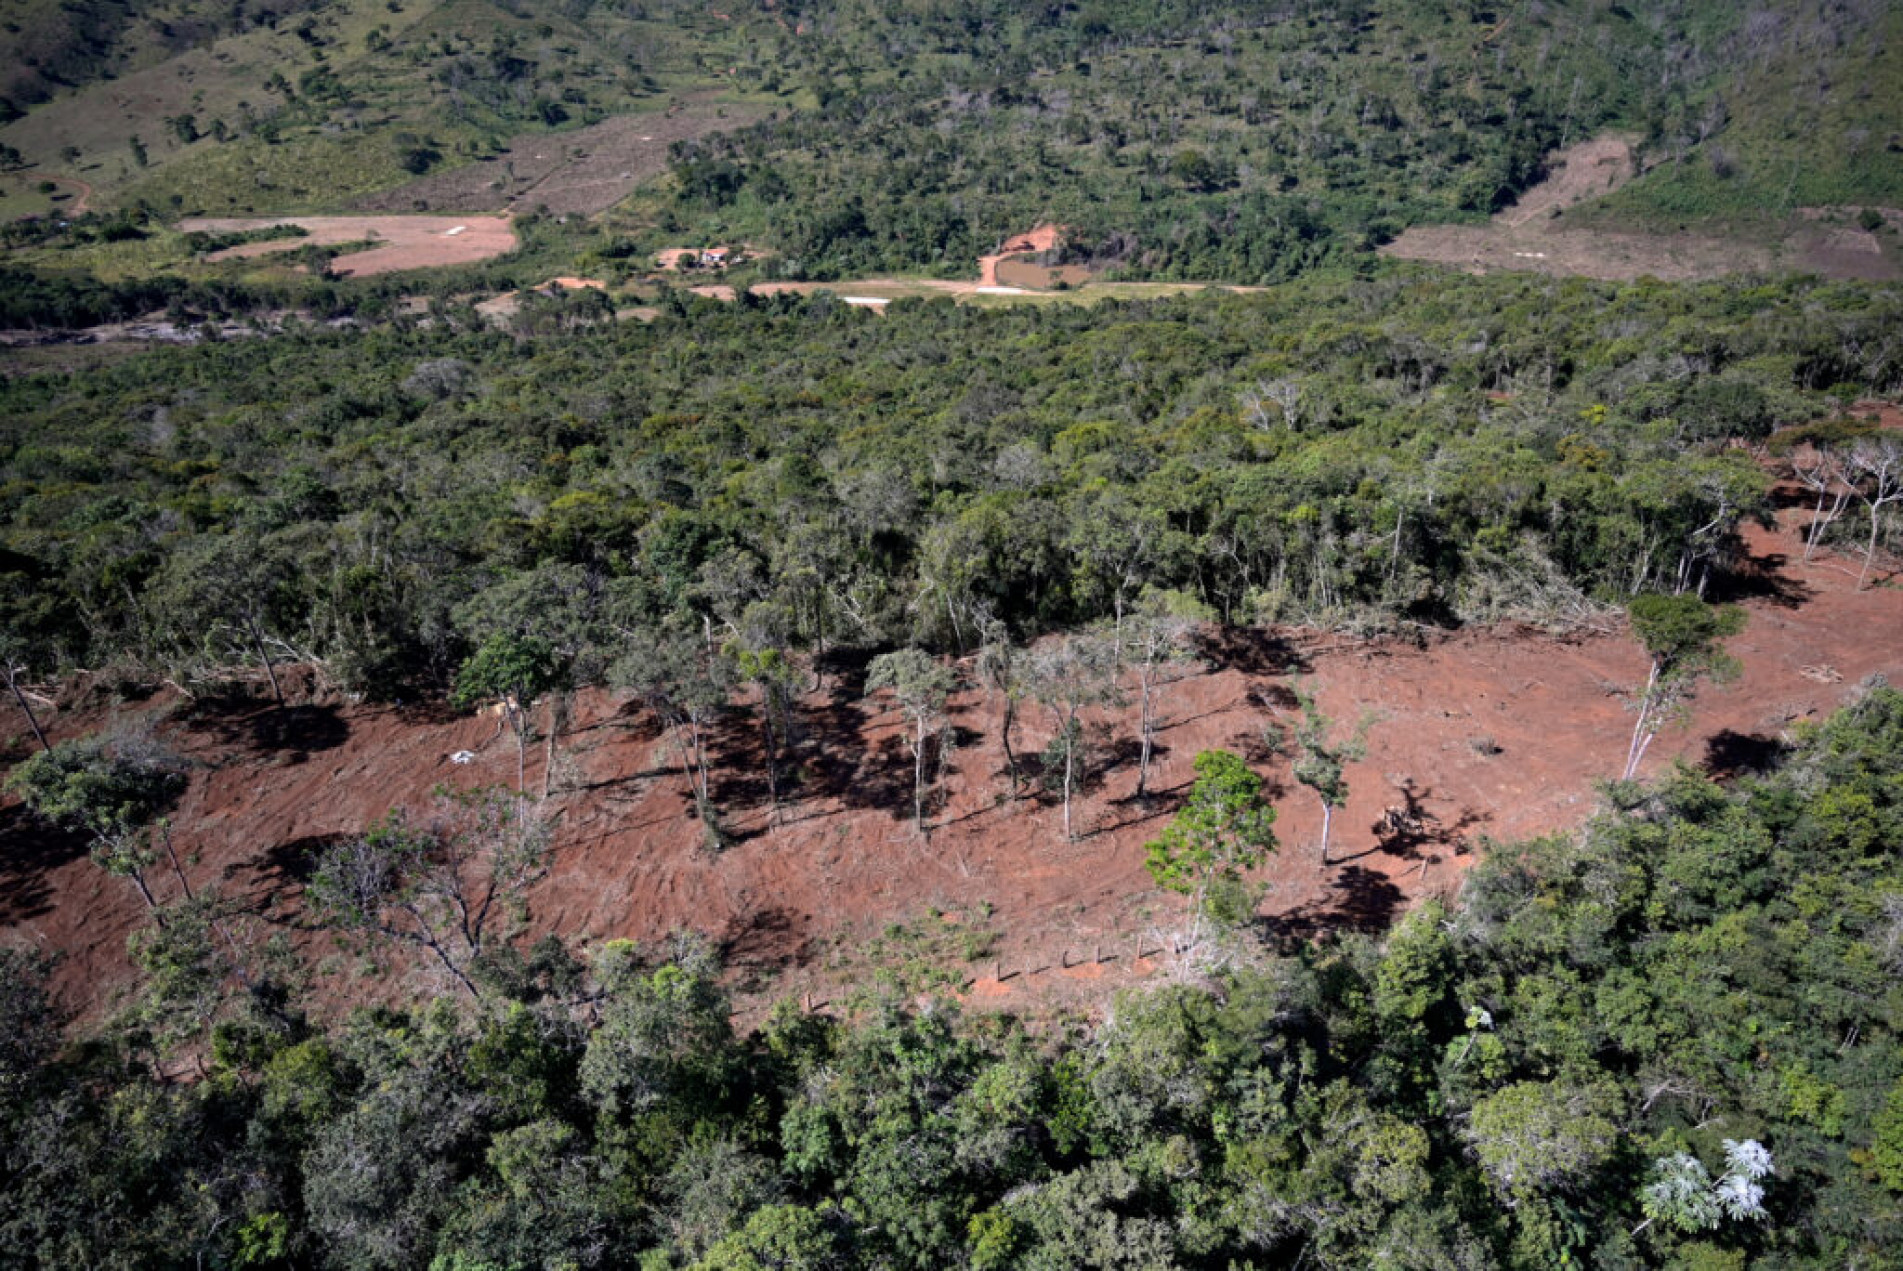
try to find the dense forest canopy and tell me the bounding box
[2,267,1898,698]
[4,687,1901,1267]
[6,0,1900,286]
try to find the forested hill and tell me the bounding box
[3,0,1900,282]
[5,684,1901,1266]
[2,268,1899,696]
[654,0,1903,279]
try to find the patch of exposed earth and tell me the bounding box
[1383,134,1901,282]
[178,214,517,276]
[5,456,1900,1025]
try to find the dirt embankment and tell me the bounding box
[977,223,1065,289]
[1383,134,1901,283]
[4,457,1901,1022]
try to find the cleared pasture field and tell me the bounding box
[179,215,517,276]
[354,103,768,217]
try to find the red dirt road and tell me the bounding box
[5,468,1901,1022]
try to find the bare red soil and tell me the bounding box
[179,215,518,276]
[5,460,1901,1023]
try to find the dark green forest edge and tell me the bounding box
[2,272,1899,690]
[4,684,1902,1268]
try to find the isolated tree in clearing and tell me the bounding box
[613,622,732,851]
[975,616,1027,795]
[1621,593,1746,781]
[1287,682,1373,866]
[1144,749,1278,938]
[452,633,563,794]
[732,643,800,823]
[1029,632,1124,841]
[5,731,187,916]
[1121,590,1208,801]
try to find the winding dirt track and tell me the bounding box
[52,174,94,214]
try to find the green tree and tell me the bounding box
[579,936,739,1130]
[1287,682,1373,865]
[1465,1079,1623,1204]
[1873,1077,1903,1194]
[1144,749,1277,938]
[6,731,186,914]
[123,890,264,1069]
[0,948,62,1110]
[152,535,297,709]
[452,633,563,794]
[1620,594,1745,781]
[694,1203,843,1270]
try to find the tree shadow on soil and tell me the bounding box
[720,905,812,976]
[0,802,90,923]
[1706,548,1812,610]
[1703,728,1791,779]
[835,733,920,823]
[1191,626,1312,678]
[1260,865,1404,946]
[793,656,877,808]
[249,704,351,755]
[195,700,352,759]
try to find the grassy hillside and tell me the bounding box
[0,0,330,110]
[7,0,1900,280]
[603,0,1903,280]
[1590,1,1903,226]
[0,0,775,214]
